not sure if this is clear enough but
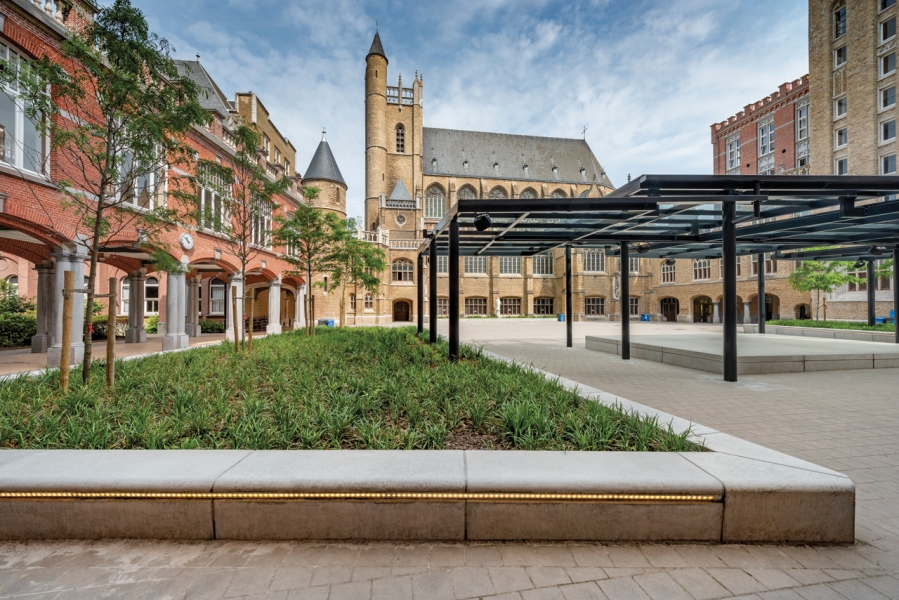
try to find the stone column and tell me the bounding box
[31,263,55,353]
[186,277,201,337]
[226,274,244,341]
[162,269,189,350]
[267,277,282,334]
[124,271,147,343]
[47,245,87,368]
[743,302,751,325]
[712,302,720,324]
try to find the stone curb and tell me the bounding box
[0,343,855,544]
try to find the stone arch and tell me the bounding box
[392,298,412,322]
[550,189,567,198]
[457,184,477,199]
[659,297,679,322]
[520,187,538,199]
[488,186,508,199]
[691,294,714,323]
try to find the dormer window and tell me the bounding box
[493,161,499,171]
[463,160,469,170]
[579,166,587,180]
[431,157,438,169]
[522,164,529,175]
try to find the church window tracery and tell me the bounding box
[425,185,446,219]
[489,187,507,199]
[520,188,537,199]
[395,124,405,153]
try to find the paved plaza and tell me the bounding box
[2,320,899,599]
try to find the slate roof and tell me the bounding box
[389,178,412,201]
[304,136,347,187]
[367,32,387,63]
[174,60,232,118]
[422,128,613,188]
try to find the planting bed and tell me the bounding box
[768,319,894,332]
[0,327,699,452]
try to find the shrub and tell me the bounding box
[145,315,158,334]
[90,315,129,340]
[198,319,225,334]
[0,314,37,348]
[768,319,894,332]
[0,279,35,315]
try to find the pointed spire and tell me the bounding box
[321,127,327,142]
[304,132,346,188]
[368,31,387,64]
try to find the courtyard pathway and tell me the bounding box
[2,320,898,599]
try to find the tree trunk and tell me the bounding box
[232,285,239,352]
[339,284,346,329]
[307,265,314,336]
[82,197,106,383]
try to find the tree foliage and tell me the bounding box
[329,218,387,328]
[787,260,857,320]
[0,0,209,381]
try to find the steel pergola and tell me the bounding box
[414,174,899,381]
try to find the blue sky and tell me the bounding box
[138,0,809,219]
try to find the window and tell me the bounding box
[250,199,272,248]
[883,120,897,142]
[629,257,640,273]
[551,190,566,198]
[584,249,605,272]
[533,252,554,275]
[834,97,847,118]
[364,294,374,310]
[437,255,448,273]
[848,262,892,292]
[534,298,554,315]
[488,187,507,199]
[465,297,487,315]
[883,17,896,42]
[499,256,521,274]
[883,52,896,76]
[661,261,675,283]
[752,254,777,275]
[520,188,537,199]
[0,43,46,174]
[395,124,405,153]
[145,277,160,314]
[884,0,897,9]
[436,297,448,315]
[349,293,356,312]
[836,127,849,147]
[884,88,897,113]
[5,275,17,291]
[262,134,270,154]
[629,297,640,316]
[425,185,445,219]
[835,7,847,38]
[464,256,487,274]
[726,136,741,173]
[274,147,281,164]
[458,185,476,200]
[121,151,166,210]
[585,297,605,316]
[500,297,521,315]
[284,159,290,176]
[883,154,897,174]
[120,278,130,315]
[836,157,848,175]
[210,279,226,315]
[199,163,228,231]
[392,259,413,282]
[758,118,774,156]
[718,258,741,278]
[692,259,711,281]
[835,45,848,68]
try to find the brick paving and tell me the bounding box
[2,320,899,600]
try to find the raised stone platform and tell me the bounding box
[586,332,899,375]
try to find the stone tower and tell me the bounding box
[303,130,347,218]
[364,31,424,235]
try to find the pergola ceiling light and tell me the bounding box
[473,213,492,231]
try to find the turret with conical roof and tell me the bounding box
[365,31,388,230]
[367,31,387,64]
[303,129,347,218]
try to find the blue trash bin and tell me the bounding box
[558,314,565,322]
[640,313,650,322]
[316,318,336,328]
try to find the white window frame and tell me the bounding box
[119,278,130,316]
[629,257,640,274]
[882,119,897,143]
[533,253,554,276]
[629,297,640,316]
[835,6,847,38]
[0,42,48,176]
[198,164,229,232]
[758,117,774,157]
[661,261,675,283]
[882,52,896,77]
[835,45,848,68]
[437,255,448,274]
[209,279,226,315]
[464,255,487,275]
[834,97,847,120]
[883,0,897,11]
[726,133,741,174]
[144,277,160,315]
[752,254,777,276]
[391,259,414,282]
[425,185,445,219]
[882,86,897,112]
[836,157,848,175]
[835,127,849,148]
[882,17,897,43]
[692,259,711,281]
[499,256,521,275]
[882,153,897,174]
[250,199,273,249]
[584,249,605,273]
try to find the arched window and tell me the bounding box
[551,189,566,198]
[6,275,18,291]
[349,293,356,312]
[489,187,507,199]
[520,188,537,199]
[120,278,130,315]
[209,278,226,314]
[662,260,676,283]
[425,185,446,219]
[395,123,405,153]
[392,259,414,282]
[692,259,711,281]
[145,277,160,314]
[533,252,554,275]
[457,185,476,200]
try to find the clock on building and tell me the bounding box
[179,232,195,251]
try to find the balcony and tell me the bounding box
[386,86,414,106]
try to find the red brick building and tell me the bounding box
[710,76,810,176]
[0,0,314,366]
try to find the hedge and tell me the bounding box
[0,314,37,348]
[198,319,225,334]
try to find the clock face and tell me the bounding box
[179,233,194,250]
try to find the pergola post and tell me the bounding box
[757,252,766,334]
[429,243,438,344]
[894,247,899,344]
[620,242,630,360]
[449,218,460,361]
[867,259,877,326]
[565,245,573,348]
[416,253,424,334]
[722,201,738,382]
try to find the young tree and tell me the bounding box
[330,218,386,328]
[0,0,208,382]
[788,260,858,320]
[275,194,344,335]
[191,125,290,350]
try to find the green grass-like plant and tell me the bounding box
[767,319,894,332]
[0,327,703,451]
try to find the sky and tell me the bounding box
[138,0,809,220]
